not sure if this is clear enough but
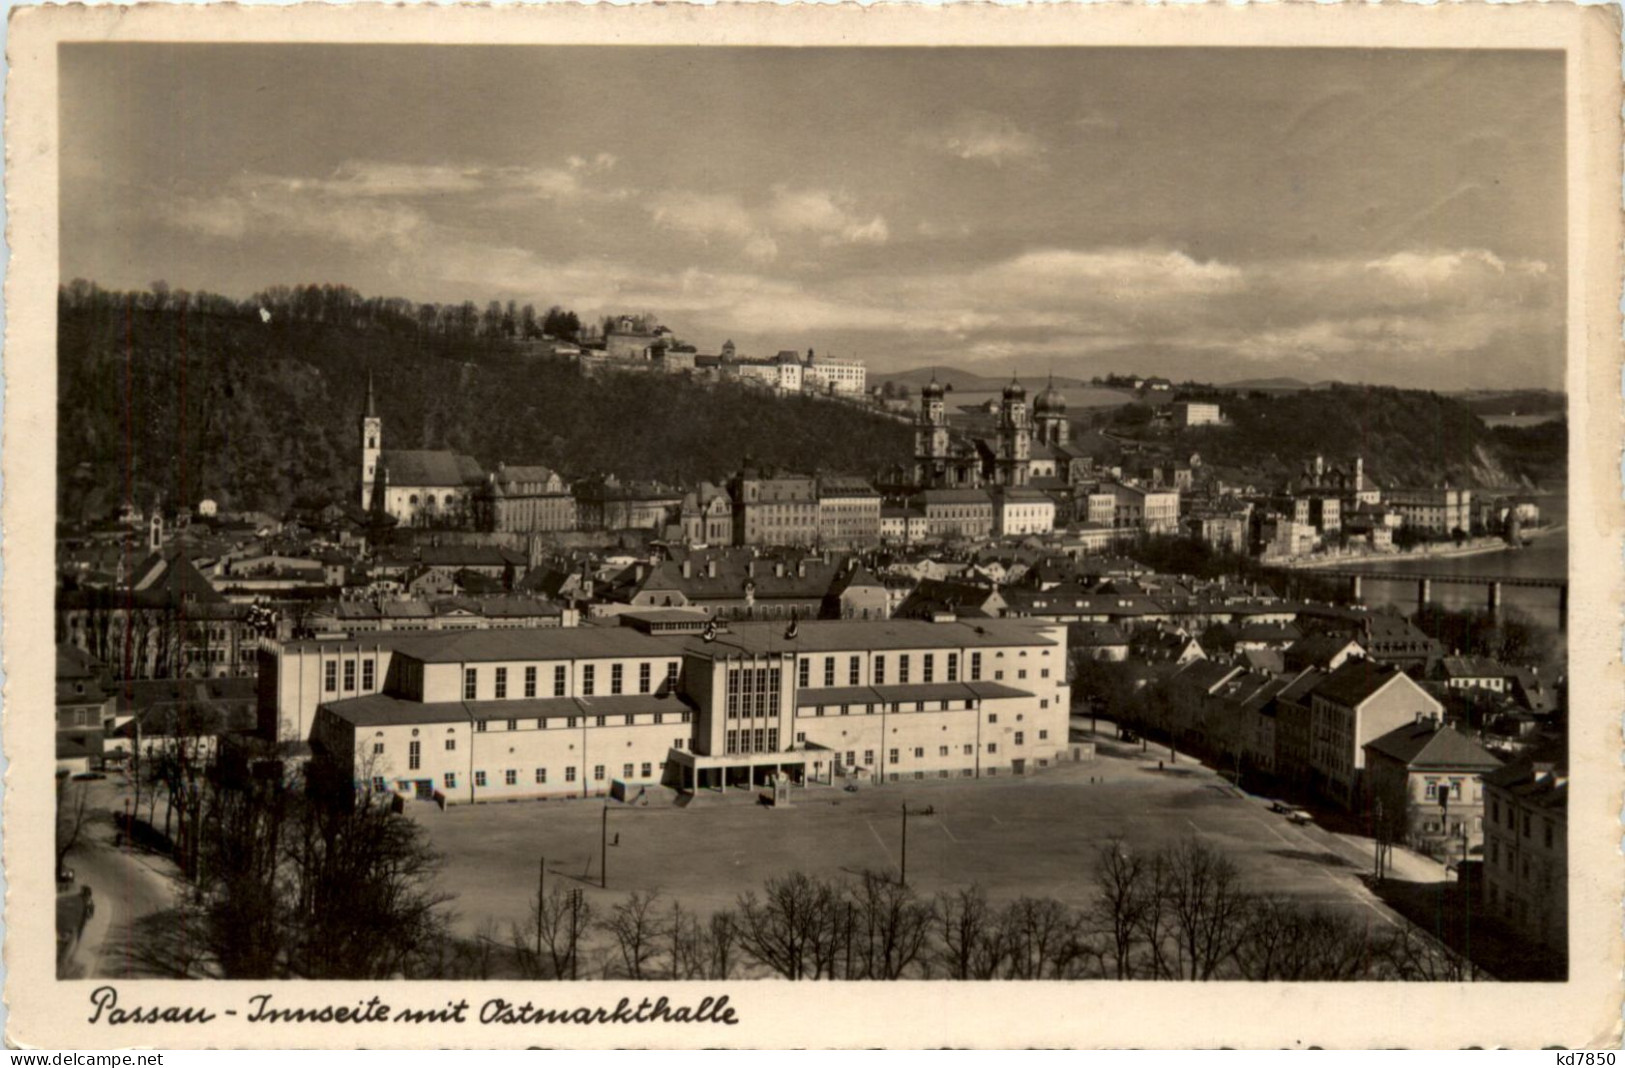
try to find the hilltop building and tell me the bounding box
[1173,401,1223,428]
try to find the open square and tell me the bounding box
[417,730,1414,935]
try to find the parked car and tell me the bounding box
[1269,800,1292,814]
[56,867,75,889]
[1286,808,1314,826]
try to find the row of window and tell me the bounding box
[462,661,679,700]
[725,666,783,720]
[1489,798,1557,848]
[373,759,663,795]
[396,735,688,770]
[786,734,1047,762]
[325,658,378,693]
[724,728,781,755]
[471,711,693,732]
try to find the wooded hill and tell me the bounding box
[56,283,913,520]
[1162,384,1563,490]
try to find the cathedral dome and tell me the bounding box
[1002,377,1026,401]
[922,376,945,400]
[1034,378,1066,414]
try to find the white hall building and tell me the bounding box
[266,615,1071,805]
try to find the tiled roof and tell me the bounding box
[1069,622,1128,646]
[1438,656,1508,679]
[1481,760,1568,812]
[293,626,677,664]
[383,449,485,487]
[686,618,1058,658]
[1285,634,1365,668]
[1364,722,1503,771]
[1312,660,1421,709]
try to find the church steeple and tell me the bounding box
[361,372,383,511]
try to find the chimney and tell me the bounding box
[635,564,645,582]
[775,562,786,578]
[747,561,755,578]
[708,559,717,579]
[797,561,806,578]
[682,560,692,579]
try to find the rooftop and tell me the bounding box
[683,618,1059,659]
[1364,720,1503,771]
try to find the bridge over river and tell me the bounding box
[1295,568,1567,625]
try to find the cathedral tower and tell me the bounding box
[1033,375,1070,448]
[913,376,952,488]
[995,377,1032,487]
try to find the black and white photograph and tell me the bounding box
[7,2,1621,1049]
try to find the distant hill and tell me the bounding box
[56,284,914,520]
[1451,389,1566,417]
[1221,377,1336,393]
[876,366,1098,392]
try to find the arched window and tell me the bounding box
[409,494,419,506]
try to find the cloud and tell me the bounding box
[166,177,431,251]
[933,111,1045,165]
[162,155,629,257]
[1362,248,1509,287]
[645,185,890,261]
[647,191,758,240]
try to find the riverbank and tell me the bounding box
[1277,537,1535,571]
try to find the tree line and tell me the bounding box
[486,837,1470,982]
[60,279,586,344]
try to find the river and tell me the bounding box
[1334,493,1568,630]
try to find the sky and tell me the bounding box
[61,45,1567,390]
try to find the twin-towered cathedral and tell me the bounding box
[913,375,1070,490]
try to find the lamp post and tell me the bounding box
[899,803,909,887]
[600,805,608,890]
[1373,797,1385,882]
[567,888,584,981]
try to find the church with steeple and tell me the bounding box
[359,373,486,527]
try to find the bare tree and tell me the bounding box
[705,910,740,980]
[1371,922,1473,982]
[667,899,702,980]
[1235,899,1378,981]
[1090,836,1153,979]
[933,884,1008,980]
[525,883,594,980]
[999,897,1081,980]
[735,871,843,980]
[1160,837,1253,980]
[56,779,93,875]
[847,870,933,979]
[598,889,666,980]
